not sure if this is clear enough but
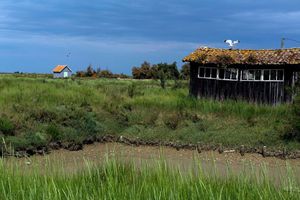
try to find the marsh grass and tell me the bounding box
[0,76,298,151]
[0,155,299,200]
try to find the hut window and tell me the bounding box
[263,70,270,80]
[218,68,238,80]
[248,70,255,80]
[218,69,225,79]
[242,69,284,81]
[271,70,276,80]
[205,68,211,78]
[198,67,218,79]
[198,67,238,81]
[225,70,231,79]
[199,68,205,77]
[211,68,217,78]
[277,70,284,80]
[255,70,261,80]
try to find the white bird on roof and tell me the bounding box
[224,40,240,49]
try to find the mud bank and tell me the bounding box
[3,142,300,187]
[4,135,300,160]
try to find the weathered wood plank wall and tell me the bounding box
[189,63,292,105]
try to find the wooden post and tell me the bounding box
[240,145,245,156]
[262,146,267,157]
[196,143,202,154]
[283,147,287,159]
[218,144,224,154]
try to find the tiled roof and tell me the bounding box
[183,47,300,65]
[53,65,68,73]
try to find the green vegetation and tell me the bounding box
[0,158,299,200]
[76,64,130,78]
[282,91,300,142]
[132,61,189,80]
[0,75,298,151]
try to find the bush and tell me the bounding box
[4,131,50,151]
[159,70,166,89]
[25,132,49,147]
[30,108,57,123]
[80,113,104,136]
[59,127,83,143]
[4,136,29,151]
[172,79,183,89]
[195,120,209,132]
[46,124,61,141]
[163,113,181,130]
[0,117,15,136]
[282,93,300,141]
[128,83,137,98]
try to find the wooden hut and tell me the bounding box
[183,47,300,104]
[52,65,72,78]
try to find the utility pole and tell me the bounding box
[281,37,300,49]
[281,38,285,49]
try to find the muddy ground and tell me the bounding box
[4,143,300,186]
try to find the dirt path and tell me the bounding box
[4,143,300,186]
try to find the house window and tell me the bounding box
[242,69,284,82]
[198,67,238,81]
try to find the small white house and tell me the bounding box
[52,65,73,78]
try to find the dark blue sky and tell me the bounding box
[0,0,299,74]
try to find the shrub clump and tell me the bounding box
[25,132,49,147]
[163,113,182,130]
[4,132,49,151]
[128,83,137,98]
[282,93,300,141]
[80,113,104,136]
[0,117,15,136]
[46,124,61,141]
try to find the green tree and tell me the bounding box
[96,67,101,75]
[150,65,160,79]
[157,62,179,80]
[132,61,180,80]
[180,63,190,80]
[86,65,95,77]
[132,61,152,79]
[140,61,152,79]
[132,67,142,79]
[158,70,166,89]
[99,70,113,78]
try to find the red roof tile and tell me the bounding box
[53,65,68,73]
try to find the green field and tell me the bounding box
[0,74,297,151]
[0,75,299,199]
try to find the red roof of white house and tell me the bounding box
[52,65,71,73]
